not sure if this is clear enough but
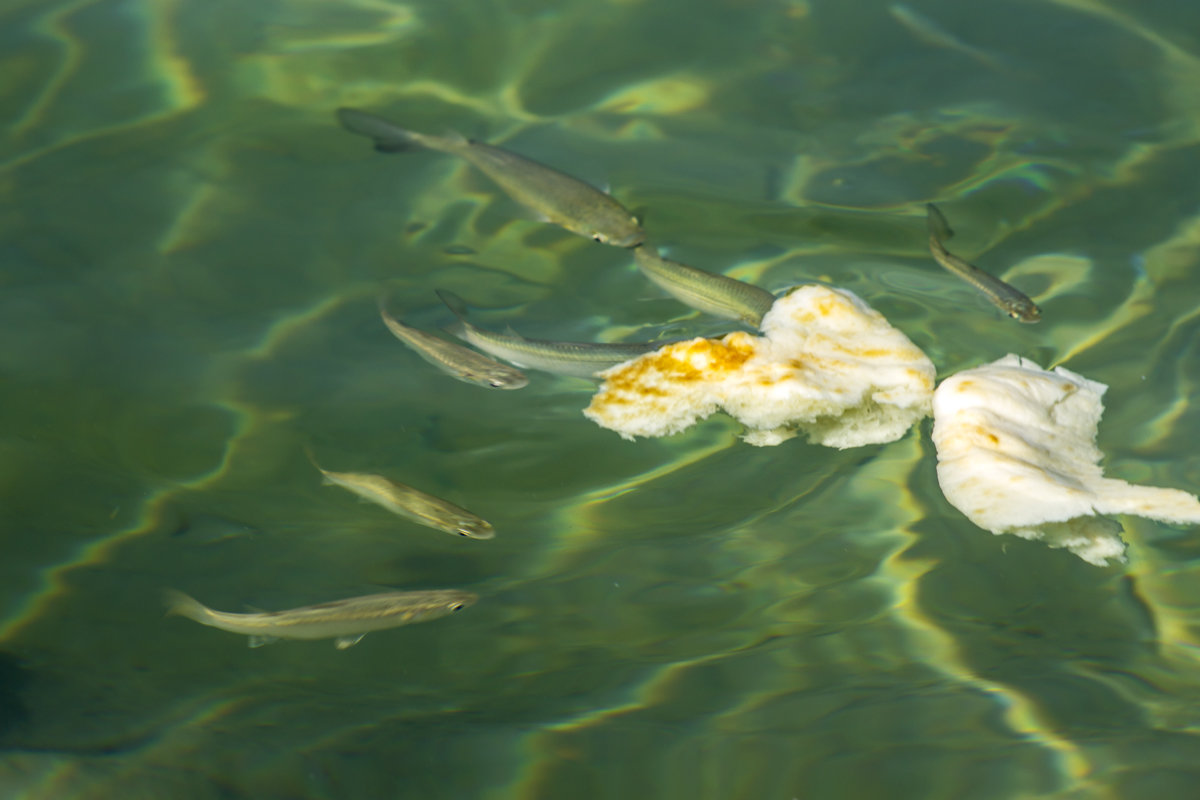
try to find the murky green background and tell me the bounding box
[4,0,1200,797]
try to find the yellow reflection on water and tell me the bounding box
[6,0,204,171]
[534,423,738,576]
[1043,0,1200,141]
[875,437,1097,789]
[0,289,363,643]
[8,0,1200,795]
[593,74,712,115]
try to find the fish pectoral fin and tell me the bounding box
[335,634,366,650]
[248,635,281,648]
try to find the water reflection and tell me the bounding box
[4,0,1200,797]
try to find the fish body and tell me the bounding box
[436,289,662,378]
[379,299,528,389]
[633,245,775,328]
[337,108,644,247]
[166,589,476,648]
[925,203,1041,323]
[308,450,494,539]
[890,4,1003,71]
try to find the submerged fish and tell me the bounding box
[379,298,528,389]
[890,4,1003,71]
[436,289,663,378]
[925,203,1041,323]
[166,588,477,649]
[633,245,776,328]
[337,107,644,247]
[307,449,494,539]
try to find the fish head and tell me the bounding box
[480,369,529,390]
[1007,299,1042,323]
[444,591,479,613]
[454,518,496,539]
[596,220,646,248]
[585,212,645,248]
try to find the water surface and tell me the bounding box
[4,0,1200,797]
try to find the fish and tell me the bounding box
[890,4,1004,72]
[925,203,1041,323]
[436,289,664,378]
[633,244,776,328]
[337,107,645,247]
[307,449,495,539]
[379,298,528,389]
[165,588,477,649]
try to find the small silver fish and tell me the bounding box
[633,244,776,328]
[307,449,494,539]
[436,289,663,378]
[925,203,1041,323]
[166,589,477,649]
[337,107,645,247]
[379,298,528,389]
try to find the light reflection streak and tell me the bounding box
[4,0,205,172]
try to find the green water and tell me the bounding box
[4,0,1200,797]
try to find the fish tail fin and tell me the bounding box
[302,444,330,480]
[925,203,955,242]
[435,289,477,341]
[435,289,471,320]
[377,293,397,323]
[441,320,469,341]
[164,589,207,621]
[337,108,425,153]
[435,318,462,340]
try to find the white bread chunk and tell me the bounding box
[932,354,1200,565]
[584,285,936,448]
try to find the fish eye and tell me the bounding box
[456,528,471,536]
[450,602,465,612]
[592,233,606,243]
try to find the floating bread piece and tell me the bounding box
[584,285,936,447]
[932,354,1200,565]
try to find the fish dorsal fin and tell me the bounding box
[503,324,526,340]
[335,634,366,650]
[248,635,280,648]
[243,604,268,614]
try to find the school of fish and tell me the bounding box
[167,105,1045,650]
